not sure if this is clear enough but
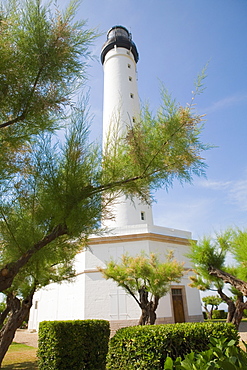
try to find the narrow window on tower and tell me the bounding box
[132,117,136,123]
[128,64,131,68]
[130,93,134,99]
[129,76,132,81]
[141,212,145,221]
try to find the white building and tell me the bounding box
[28,26,203,333]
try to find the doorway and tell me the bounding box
[172,288,185,323]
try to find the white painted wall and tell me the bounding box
[29,225,203,330]
[28,274,86,330]
[184,273,203,316]
[102,46,140,145]
[156,295,173,318]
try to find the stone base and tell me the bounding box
[109,314,204,336]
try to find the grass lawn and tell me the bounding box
[2,343,38,370]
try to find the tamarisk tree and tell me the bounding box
[202,295,223,320]
[99,252,184,325]
[188,229,247,329]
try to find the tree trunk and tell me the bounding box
[217,288,236,323]
[209,267,247,296]
[209,307,213,320]
[138,286,149,325]
[0,290,35,367]
[138,287,159,325]
[148,302,156,325]
[148,296,159,325]
[231,297,247,330]
[203,305,210,320]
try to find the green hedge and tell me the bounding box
[212,309,227,319]
[38,320,110,370]
[106,322,239,370]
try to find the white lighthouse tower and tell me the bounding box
[101,26,153,228]
[28,26,203,333]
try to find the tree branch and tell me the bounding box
[209,266,247,296]
[217,287,234,306]
[122,284,141,308]
[0,66,43,129]
[0,113,27,129]
[0,224,68,292]
[86,160,178,198]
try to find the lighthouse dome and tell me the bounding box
[101,25,139,64]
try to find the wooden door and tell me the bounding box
[172,288,185,323]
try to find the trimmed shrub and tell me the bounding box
[212,309,227,319]
[106,322,239,370]
[38,319,110,370]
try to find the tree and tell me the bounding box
[0,84,208,295]
[0,0,98,363]
[188,229,247,329]
[202,295,223,320]
[0,0,96,178]
[0,108,95,363]
[0,0,209,363]
[0,230,78,364]
[99,252,184,325]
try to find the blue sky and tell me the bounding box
[74,0,247,241]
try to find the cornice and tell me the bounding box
[89,232,192,246]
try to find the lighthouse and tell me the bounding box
[101,26,153,228]
[27,26,203,332]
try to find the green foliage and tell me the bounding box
[188,231,238,295]
[0,102,102,297]
[0,0,99,298]
[188,229,247,293]
[0,0,97,179]
[38,320,110,370]
[0,0,95,129]
[202,295,223,308]
[202,295,224,319]
[188,234,229,285]
[102,87,209,202]
[0,301,6,314]
[230,229,247,282]
[106,322,238,370]
[164,337,247,370]
[212,310,227,319]
[100,252,184,299]
[188,229,247,328]
[100,252,184,324]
